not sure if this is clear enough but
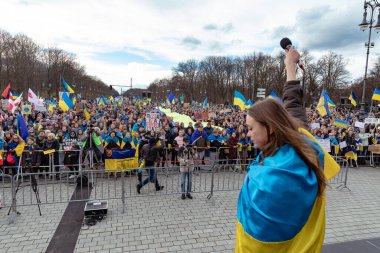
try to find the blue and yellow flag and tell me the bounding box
[349,91,358,106]
[322,90,336,107]
[48,104,56,112]
[104,149,138,171]
[268,90,283,104]
[233,90,246,110]
[235,128,340,253]
[17,112,29,142]
[245,99,253,109]
[333,119,349,129]
[316,90,331,117]
[168,91,174,104]
[58,92,74,111]
[98,96,107,106]
[84,108,91,120]
[372,88,380,101]
[62,77,75,94]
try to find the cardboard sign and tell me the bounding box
[364,118,380,124]
[317,139,331,152]
[34,105,47,112]
[1,100,9,110]
[63,138,81,151]
[311,123,320,129]
[146,113,160,132]
[354,121,365,129]
[339,141,347,149]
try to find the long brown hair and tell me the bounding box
[248,99,327,195]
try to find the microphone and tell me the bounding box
[280,37,304,71]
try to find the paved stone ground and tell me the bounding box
[1,166,380,253]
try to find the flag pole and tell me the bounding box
[59,74,62,93]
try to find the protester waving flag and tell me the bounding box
[62,77,75,94]
[233,90,246,110]
[9,93,22,113]
[58,92,74,111]
[168,91,175,104]
[1,83,11,98]
[245,99,253,109]
[316,90,331,117]
[349,91,358,106]
[372,88,380,101]
[17,112,29,141]
[28,88,43,106]
[268,90,283,104]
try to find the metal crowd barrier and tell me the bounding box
[330,157,350,191]
[1,173,13,208]
[1,149,353,221]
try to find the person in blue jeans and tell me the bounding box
[137,137,165,193]
[178,138,194,199]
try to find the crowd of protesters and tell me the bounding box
[0,95,380,207]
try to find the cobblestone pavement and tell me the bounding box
[1,166,380,253]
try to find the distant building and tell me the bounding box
[124,89,152,99]
[339,97,350,106]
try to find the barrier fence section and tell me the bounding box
[0,148,353,222]
[330,157,350,191]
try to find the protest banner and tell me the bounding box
[146,113,160,132]
[364,118,380,124]
[34,105,47,112]
[354,121,365,129]
[1,100,8,110]
[317,139,331,153]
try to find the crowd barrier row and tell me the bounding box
[1,152,352,224]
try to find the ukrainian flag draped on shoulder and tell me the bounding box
[235,128,339,253]
[233,90,246,110]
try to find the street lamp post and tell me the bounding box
[359,0,380,112]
